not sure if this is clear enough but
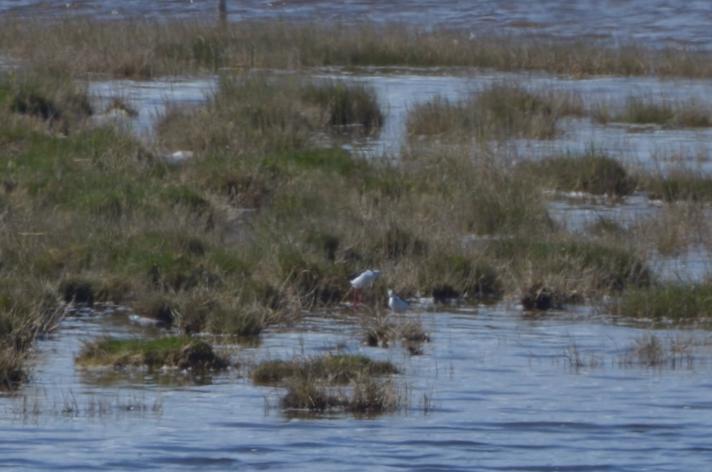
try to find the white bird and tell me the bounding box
[349,269,381,305]
[388,289,409,313]
[350,269,381,289]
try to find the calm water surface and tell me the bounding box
[3,306,712,470]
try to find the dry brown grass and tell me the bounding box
[593,96,712,128]
[252,354,401,415]
[516,151,636,197]
[407,84,583,140]
[628,202,711,255]
[0,280,63,390]
[2,20,712,79]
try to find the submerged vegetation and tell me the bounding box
[620,334,695,368]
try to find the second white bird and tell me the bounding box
[388,289,409,313]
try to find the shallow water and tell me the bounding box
[547,193,662,233]
[3,305,712,470]
[652,246,712,284]
[89,78,216,139]
[4,0,712,49]
[346,71,712,167]
[90,69,712,172]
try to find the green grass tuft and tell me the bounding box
[518,152,635,197]
[615,284,712,321]
[76,336,228,370]
[252,354,398,386]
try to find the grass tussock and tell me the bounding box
[407,84,582,140]
[363,314,430,354]
[0,71,92,133]
[490,237,651,299]
[76,336,228,370]
[0,281,63,390]
[252,354,401,415]
[281,375,400,415]
[302,81,383,133]
[3,20,712,79]
[640,170,712,202]
[251,354,398,386]
[517,151,635,197]
[614,283,712,322]
[157,75,383,153]
[593,96,712,128]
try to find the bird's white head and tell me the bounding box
[387,289,394,297]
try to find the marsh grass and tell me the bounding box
[1,70,92,133]
[76,336,229,370]
[302,81,383,133]
[517,152,636,197]
[363,313,430,354]
[3,20,712,79]
[640,170,712,202]
[253,354,401,415]
[157,75,383,154]
[489,237,651,298]
[251,354,398,386]
[593,96,712,128]
[407,84,582,140]
[0,347,24,389]
[4,55,703,391]
[614,284,712,322]
[0,281,63,390]
[281,374,400,415]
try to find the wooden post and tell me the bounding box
[218,0,227,23]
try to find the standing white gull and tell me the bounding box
[388,289,409,313]
[349,269,381,305]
